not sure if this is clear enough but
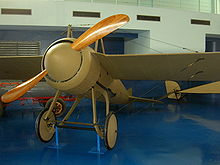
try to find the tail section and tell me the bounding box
[165,80,220,100]
[126,80,220,102]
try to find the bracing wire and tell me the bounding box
[98,84,161,124]
[138,35,199,53]
[129,40,163,53]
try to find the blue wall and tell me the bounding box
[0,30,64,54]
[0,30,138,55]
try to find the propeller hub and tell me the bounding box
[43,41,82,82]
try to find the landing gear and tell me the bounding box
[35,109,56,142]
[0,101,4,117]
[104,112,118,150]
[35,90,61,142]
[35,89,119,150]
[45,98,66,117]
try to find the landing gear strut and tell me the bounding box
[91,87,118,150]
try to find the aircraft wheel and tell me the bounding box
[35,110,56,142]
[0,101,4,117]
[45,98,66,117]
[104,111,118,150]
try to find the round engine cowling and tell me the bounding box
[42,38,100,95]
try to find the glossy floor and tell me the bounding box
[1,95,220,165]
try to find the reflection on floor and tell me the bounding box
[1,94,220,165]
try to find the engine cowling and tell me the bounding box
[42,38,100,95]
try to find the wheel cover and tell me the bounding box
[36,110,56,142]
[105,113,118,149]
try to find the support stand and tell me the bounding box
[88,134,106,154]
[48,126,65,149]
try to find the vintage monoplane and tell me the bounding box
[1,14,220,149]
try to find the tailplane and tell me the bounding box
[180,81,220,94]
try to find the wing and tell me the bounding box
[0,56,42,80]
[93,52,220,81]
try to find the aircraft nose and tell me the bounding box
[43,42,82,82]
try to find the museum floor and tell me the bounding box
[1,94,220,165]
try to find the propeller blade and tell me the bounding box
[1,69,48,103]
[71,14,129,51]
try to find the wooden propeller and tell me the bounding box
[1,70,48,103]
[71,14,129,51]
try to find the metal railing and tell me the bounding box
[67,0,219,14]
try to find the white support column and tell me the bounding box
[216,0,220,14]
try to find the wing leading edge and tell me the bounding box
[93,52,220,81]
[0,56,42,80]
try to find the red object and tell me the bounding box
[0,82,20,87]
[17,96,76,105]
[1,82,76,106]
